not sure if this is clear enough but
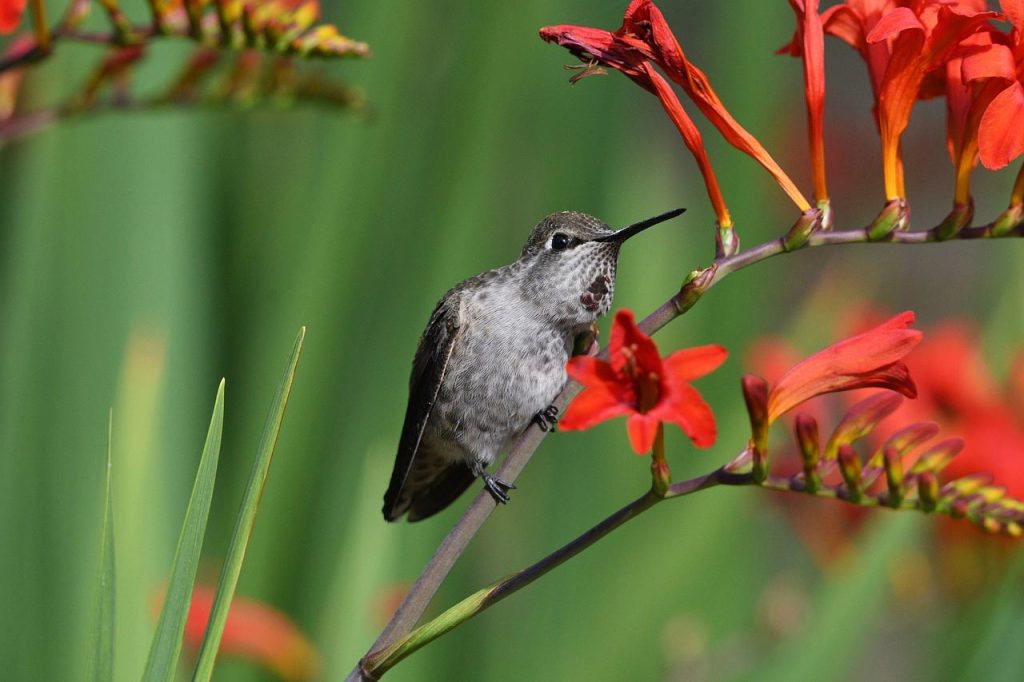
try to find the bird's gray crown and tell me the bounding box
[520,211,614,259]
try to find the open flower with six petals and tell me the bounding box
[560,309,727,454]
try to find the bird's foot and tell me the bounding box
[533,404,559,432]
[473,465,516,504]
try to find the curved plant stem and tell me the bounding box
[349,218,1022,680]
[361,467,736,679]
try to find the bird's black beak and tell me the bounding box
[592,207,686,243]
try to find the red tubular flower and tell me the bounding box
[766,311,922,422]
[641,62,733,232]
[779,0,830,208]
[977,0,1024,170]
[0,0,26,33]
[825,1,997,201]
[542,0,814,231]
[560,309,727,454]
[944,31,1016,209]
[619,0,812,212]
[540,18,733,231]
[183,585,320,681]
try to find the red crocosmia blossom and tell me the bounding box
[539,16,733,230]
[183,585,320,681]
[976,0,1024,170]
[944,30,1016,206]
[560,309,727,454]
[766,311,922,422]
[881,322,1024,498]
[779,0,829,206]
[616,0,812,212]
[541,0,814,225]
[0,0,26,34]
[825,1,997,200]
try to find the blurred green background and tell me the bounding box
[2,1,1024,680]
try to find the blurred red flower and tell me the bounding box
[889,323,1024,498]
[560,309,727,454]
[0,0,26,34]
[183,585,320,681]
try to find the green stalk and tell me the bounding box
[143,380,225,682]
[192,329,305,681]
[90,410,116,682]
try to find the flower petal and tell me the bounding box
[566,355,619,387]
[609,309,662,376]
[653,382,717,448]
[560,386,632,431]
[626,412,660,454]
[962,42,1016,83]
[538,24,647,79]
[662,344,728,382]
[865,7,924,44]
[979,81,1024,170]
[183,585,319,680]
[0,0,26,33]
[1002,0,1024,32]
[767,312,922,421]
[642,63,732,227]
[822,5,866,51]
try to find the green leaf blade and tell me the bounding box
[192,327,305,682]
[91,410,117,682]
[142,379,226,682]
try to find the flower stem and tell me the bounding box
[30,0,52,54]
[1012,162,1024,208]
[651,423,670,497]
[360,490,661,679]
[360,466,733,679]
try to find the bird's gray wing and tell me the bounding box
[382,294,464,521]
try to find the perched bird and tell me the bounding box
[382,208,685,521]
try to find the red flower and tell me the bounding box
[560,309,727,454]
[0,0,26,34]
[541,0,814,235]
[779,0,830,206]
[616,0,811,212]
[887,322,1024,498]
[540,11,733,231]
[183,585,320,681]
[943,29,1015,207]
[976,0,1024,169]
[766,311,922,422]
[825,0,996,200]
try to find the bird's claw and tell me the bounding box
[533,404,559,432]
[481,472,516,504]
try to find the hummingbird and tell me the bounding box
[382,207,686,522]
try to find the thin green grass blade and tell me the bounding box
[142,379,226,681]
[91,410,116,682]
[192,328,305,682]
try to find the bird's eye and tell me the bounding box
[551,233,572,251]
